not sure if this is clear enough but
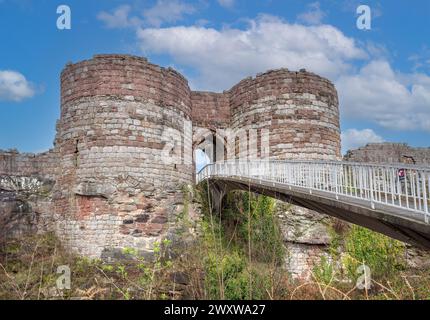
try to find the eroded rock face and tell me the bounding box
[0,190,36,238]
[0,176,55,239]
[277,203,332,279]
[405,246,430,269]
[279,205,332,245]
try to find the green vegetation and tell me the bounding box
[195,182,286,299]
[312,256,335,285]
[311,222,418,299]
[342,225,406,280]
[0,233,175,300]
[1,184,430,300]
[312,222,407,284]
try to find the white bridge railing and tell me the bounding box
[197,160,430,223]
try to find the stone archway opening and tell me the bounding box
[192,130,228,174]
[194,149,211,173]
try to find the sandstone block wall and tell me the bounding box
[55,55,194,257]
[0,149,58,179]
[191,91,230,130]
[229,69,340,161]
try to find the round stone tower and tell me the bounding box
[229,69,340,160]
[54,55,193,258]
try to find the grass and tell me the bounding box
[0,233,177,300]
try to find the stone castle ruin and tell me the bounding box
[344,143,430,165]
[0,54,341,263]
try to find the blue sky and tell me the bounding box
[0,0,429,155]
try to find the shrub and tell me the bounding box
[313,256,335,285]
[222,191,285,264]
[342,225,406,280]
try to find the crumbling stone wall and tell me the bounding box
[0,150,57,239]
[0,149,58,179]
[191,68,340,165]
[0,176,54,239]
[344,143,430,164]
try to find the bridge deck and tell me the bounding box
[197,160,430,249]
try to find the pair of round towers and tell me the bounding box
[53,54,341,258]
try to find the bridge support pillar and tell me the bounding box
[203,181,231,215]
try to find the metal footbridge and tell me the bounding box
[197,160,430,249]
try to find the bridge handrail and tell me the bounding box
[196,160,430,223]
[197,160,430,175]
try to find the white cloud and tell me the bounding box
[98,1,195,29]
[0,70,35,102]
[98,10,430,134]
[297,2,326,25]
[137,14,366,90]
[341,128,384,154]
[337,60,430,131]
[143,0,195,27]
[97,5,142,29]
[218,0,235,9]
[408,47,430,72]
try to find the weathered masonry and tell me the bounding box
[344,143,430,164]
[0,54,340,258]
